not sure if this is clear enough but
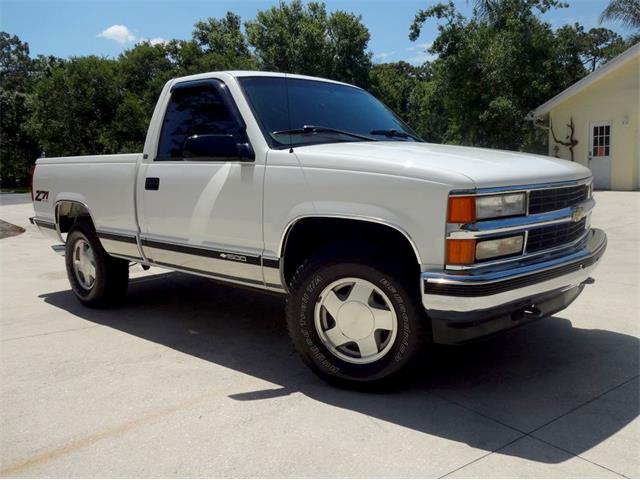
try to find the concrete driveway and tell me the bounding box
[1,192,638,478]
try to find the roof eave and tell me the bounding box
[532,43,640,118]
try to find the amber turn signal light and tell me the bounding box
[447,239,476,265]
[448,196,476,223]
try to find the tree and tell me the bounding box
[192,12,258,72]
[325,11,373,86]
[556,24,628,72]
[406,79,449,143]
[28,56,121,157]
[0,33,43,188]
[112,42,176,151]
[554,24,591,79]
[26,10,261,158]
[407,0,593,151]
[581,27,628,71]
[469,0,568,24]
[600,0,640,30]
[1,2,635,187]
[193,12,251,58]
[246,0,372,86]
[0,32,31,88]
[369,61,429,121]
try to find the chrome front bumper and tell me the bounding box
[422,228,607,343]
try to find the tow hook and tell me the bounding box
[512,305,544,321]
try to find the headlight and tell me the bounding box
[448,193,526,223]
[475,235,524,260]
[447,235,524,265]
[475,193,526,220]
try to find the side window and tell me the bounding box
[156,83,243,160]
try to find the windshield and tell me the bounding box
[238,76,422,148]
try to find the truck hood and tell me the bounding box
[293,141,591,189]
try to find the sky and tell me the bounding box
[0,0,633,66]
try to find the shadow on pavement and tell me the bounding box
[40,271,639,464]
[0,219,25,239]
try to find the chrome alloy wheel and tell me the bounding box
[72,238,96,290]
[314,278,398,364]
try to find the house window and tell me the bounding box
[592,125,610,157]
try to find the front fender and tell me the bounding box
[263,156,457,269]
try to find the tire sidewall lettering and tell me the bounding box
[298,273,341,373]
[294,266,418,378]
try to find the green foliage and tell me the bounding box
[0,1,635,187]
[600,0,640,29]
[405,80,449,143]
[556,24,629,72]
[0,33,42,187]
[368,61,448,142]
[469,0,569,25]
[191,12,258,72]
[406,0,607,150]
[28,56,121,157]
[369,62,429,118]
[1,4,373,185]
[1,89,41,187]
[245,0,372,86]
[193,12,252,58]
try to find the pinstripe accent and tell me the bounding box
[141,238,262,265]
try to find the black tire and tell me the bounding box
[65,221,129,307]
[285,247,429,388]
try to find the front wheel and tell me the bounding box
[285,250,428,388]
[65,222,129,307]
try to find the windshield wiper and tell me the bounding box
[272,125,375,141]
[370,129,422,141]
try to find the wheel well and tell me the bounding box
[281,217,420,286]
[56,201,94,234]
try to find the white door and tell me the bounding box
[589,122,612,190]
[138,80,265,286]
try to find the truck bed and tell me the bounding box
[32,154,141,254]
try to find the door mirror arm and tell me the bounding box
[237,142,255,161]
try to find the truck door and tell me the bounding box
[137,79,265,287]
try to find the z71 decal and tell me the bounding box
[34,190,49,202]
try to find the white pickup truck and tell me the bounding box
[31,71,607,386]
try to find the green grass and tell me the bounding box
[0,187,30,193]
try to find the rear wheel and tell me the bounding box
[286,248,428,388]
[65,222,129,307]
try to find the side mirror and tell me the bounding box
[182,134,254,161]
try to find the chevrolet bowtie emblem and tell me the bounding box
[572,206,586,222]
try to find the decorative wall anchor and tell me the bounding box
[550,117,578,162]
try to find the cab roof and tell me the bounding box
[169,70,357,89]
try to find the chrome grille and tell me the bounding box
[528,185,588,214]
[526,218,587,253]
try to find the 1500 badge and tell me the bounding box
[219,253,247,263]
[34,190,49,202]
